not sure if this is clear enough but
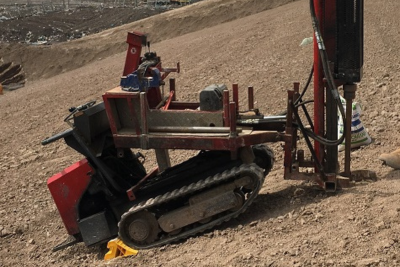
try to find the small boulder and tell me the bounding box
[379,148,400,169]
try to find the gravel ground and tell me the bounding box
[1,0,400,266]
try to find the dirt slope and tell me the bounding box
[0,6,165,44]
[0,0,296,81]
[1,0,400,266]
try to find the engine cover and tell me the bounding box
[47,159,93,235]
[199,84,227,111]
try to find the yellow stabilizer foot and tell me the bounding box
[104,238,138,260]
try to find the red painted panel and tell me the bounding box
[47,159,93,235]
[123,31,146,76]
[313,0,325,170]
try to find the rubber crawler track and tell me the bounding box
[118,163,265,249]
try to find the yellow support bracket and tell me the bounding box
[104,238,139,260]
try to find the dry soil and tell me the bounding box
[1,0,400,266]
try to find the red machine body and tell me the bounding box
[42,0,364,252]
[47,159,93,235]
[283,0,364,189]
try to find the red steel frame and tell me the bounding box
[313,0,338,176]
[105,31,282,161]
[105,23,350,191]
[313,0,325,168]
[123,32,147,76]
[282,0,350,190]
[102,85,282,156]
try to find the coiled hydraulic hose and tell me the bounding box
[301,0,346,146]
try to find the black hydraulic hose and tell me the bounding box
[295,99,314,108]
[41,128,73,146]
[64,100,96,123]
[276,64,314,120]
[295,65,315,131]
[307,0,346,146]
[295,65,314,106]
[291,102,324,173]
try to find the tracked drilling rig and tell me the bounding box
[42,0,364,251]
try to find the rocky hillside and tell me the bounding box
[1,0,400,266]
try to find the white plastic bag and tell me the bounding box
[300,37,313,46]
[338,96,371,152]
